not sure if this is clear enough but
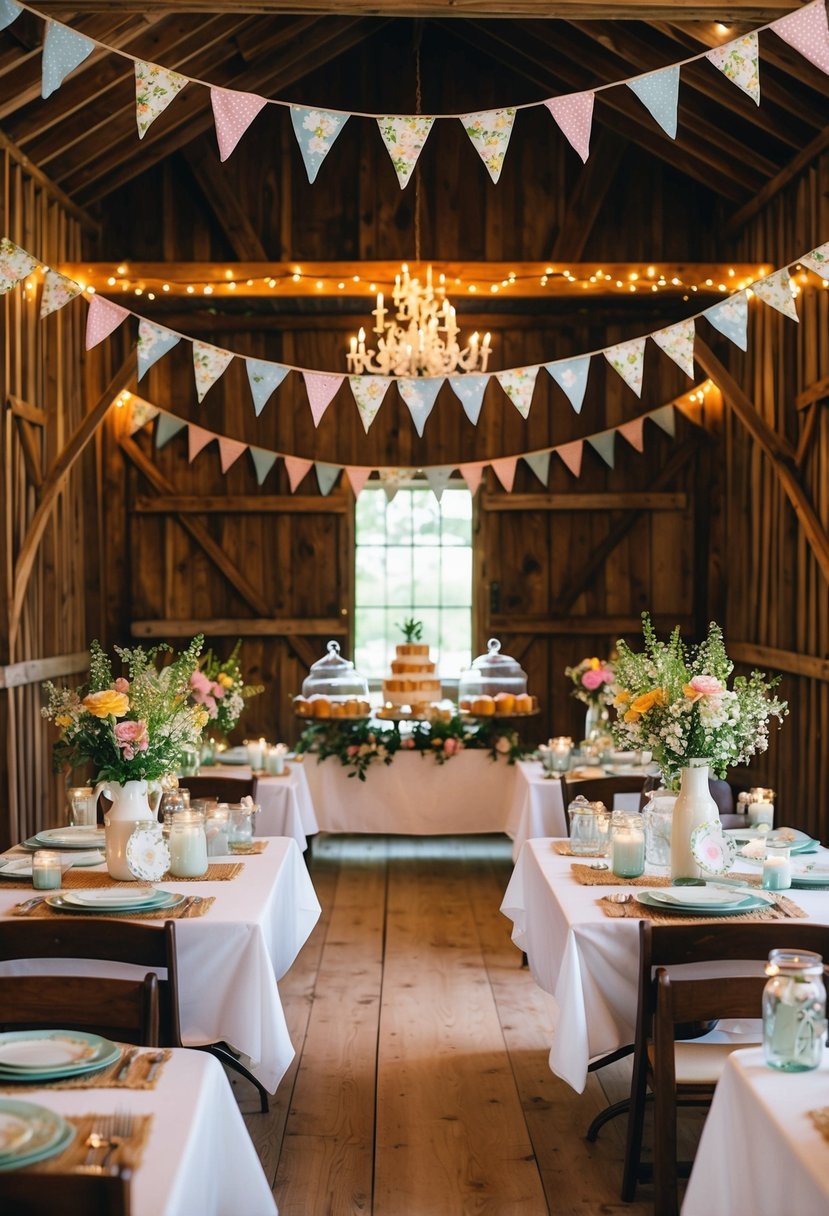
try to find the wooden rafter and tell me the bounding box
[550,129,629,260]
[182,136,269,261]
[0,131,98,232]
[28,2,802,18]
[725,124,829,235]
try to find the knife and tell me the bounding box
[115,1046,138,1082]
[145,1051,165,1083]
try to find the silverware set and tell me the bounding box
[83,1109,135,1172]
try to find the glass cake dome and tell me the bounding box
[458,638,528,700]
[301,640,369,700]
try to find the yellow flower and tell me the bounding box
[613,690,631,707]
[82,690,130,718]
[630,688,664,715]
[196,708,210,728]
[217,672,233,689]
[55,713,73,728]
[589,657,601,669]
[624,709,641,723]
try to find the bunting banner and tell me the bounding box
[556,440,584,478]
[523,450,551,487]
[285,456,313,492]
[604,337,647,397]
[345,466,372,497]
[546,356,591,414]
[460,108,516,183]
[188,424,214,463]
[627,65,680,139]
[801,242,829,281]
[41,20,93,99]
[544,92,594,163]
[211,87,267,162]
[349,375,392,433]
[250,446,277,486]
[137,319,181,380]
[397,377,444,437]
[618,416,645,452]
[705,33,761,104]
[128,399,158,435]
[495,366,540,419]
[651,319,695,379]
[752,268,799,321]
[771,0,829,75]
[0,0,22,32]
[650,404,676,437]
[377,116,434,188]
[85,294,129,349]
[704,292,749,351]
[192,341,233,403]
[424,466,454,502]
[588,430,616,469]
[0,238,38,294]
[379,468,409,502]
[155,414,186,448]
[135,62,187,139]
[315,462,342,496]
[449,374,489,426]
[39,268,81,317]
[458,462,484,495]
[245,358,289,416]
[490,456,518,493]
[218,436,246,473]
[290,106,348,184]
[303,371,343,427]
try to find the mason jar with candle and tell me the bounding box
[168,809,208,878]
[763,949,827,1072]
[550,737,573,774]
[66,786,97,827]
[568,797,607,856]
[747,787,775,828]
[762,839,792,890]
[610,811,646,878]
[32,850,62,890]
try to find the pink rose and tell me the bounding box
[690,675,724,696]
[190,670,212,697]
[113,677,130,693]
[204,696,218,718]
[211,681,225,700]
[114,719,149,756]
[581,668,607,691]
[403,737,416,749]
[443,737,461,756]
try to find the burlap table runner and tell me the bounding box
[598,891,806,923]
[809,1107,829,1144]
[0,1048,171,1094]
[25,1113,152,1174]
[571,864,765,889]
[58,864,242,887]
[12,895,215,921]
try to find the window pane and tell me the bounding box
[439,609,473,677]
[412,492,441,545]
[354,608,387,675]
[385,547,412,605]
[441,548,472,606]
[355,546,386,605]
[355,490,386,545]
[412,548,441,606]
[385,493,413,546]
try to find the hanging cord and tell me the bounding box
[414,36,422,263]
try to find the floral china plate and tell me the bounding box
[126,827,170,882]
[690,821,737,876]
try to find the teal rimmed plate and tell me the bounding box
[0,1030,120,1080]
[44,889,184,916]
[33,827,105,849]
[636,889,771,916]
[0,1101,74,1171]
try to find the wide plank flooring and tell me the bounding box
[229,835,678,1215]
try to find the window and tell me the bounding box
[354,482,473,680]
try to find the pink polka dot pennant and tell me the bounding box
[302,371,344,427]
[210,87,268,162]
[772,0,829,76]
[545,91,594,163]
[85,295,130,350]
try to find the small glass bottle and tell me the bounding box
[168,809,208,878]
[610,810,646,878]
[763,949,827,1072]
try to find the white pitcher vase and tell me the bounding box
[669,759,720,880]
[95,778,153,880]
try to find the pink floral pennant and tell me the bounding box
[544,91,594,163]
[495,366,540,419]
[249,447,277,486]
[704,292,748,351]
[137,319,180,380]
[135,61,188,139]
[345,467,372,497]
[285,456,313,492]
[349,376,392,433]
[705,33,760,104]
[651,319,695,379]
[490,456,518,493]
[192,341,233,403]
[448,374,489,426]
[211,87,267,162]
[588,430,616,469]
[42,21,94,100]
[40,268,81,318]
[604,337,647,396]
[771,0,829,76]
[618,417,645,452]
[290,106,349,183]
[523,450,551,487]
[188,424,214,463]
[302,371,343,426]
[218,437,247,473]
[753,269,799,322]
[397,377,444,437]
[377,116,434,188]
[85,294,130,349]
[460,108,516,183]
[0,238,38,294]
[458,462,484,495]
[802,242,829,281]
[556,440,584,478]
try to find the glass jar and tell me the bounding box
[301,640,369,701]
[227,803,257,854]
[160,789,190,840]
[610,810,646,878]
[762,840,792,890]
[747,786,775,828]
[763,949,827,1072]
[168,809,208,878]
[643,788,676,872]
[458,638,528,702]
[67,786,97,827]
[204,805,230,857]
[568,797,609,856]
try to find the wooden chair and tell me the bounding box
[559,774,647,828]
[0,920,181,1048]
[622,919,829,1216]
[0,1168,132,1215]
[180,775,254,802]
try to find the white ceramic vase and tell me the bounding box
[95,778,152,880]
[669,759,720,879]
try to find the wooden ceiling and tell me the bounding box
[1,1,824,221]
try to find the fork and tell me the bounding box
[84,1115,114,1168]
[181,895,203,917]
[101,1110,134,1171]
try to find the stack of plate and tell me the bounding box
[725,826,819,856]
[0,1029,121,1085]
[0,1099,76,1171]
[20,826,106,854]
[44,886,184,915]
[636,886,771,916]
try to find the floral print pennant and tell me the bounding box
[448,374,489,426]
[245,358,289,416]
[0,238,37,294]
[127,399,159,435]
[753,269,799,322]
[495,366,540,419]
[651,319,696,379]
[135,61,188,139]
[604,337,647,396]
[705,33,760,104]
[40,268,81,318]
[802,242,829,281]
[137,320,181,380]
[192,341,233,403]
[545,355,591,414]
[460,108,516,183]
[290,106,348,183]
[349,376,392,434]
[704,292,748,351]
[397,377,444,437]
[376,115,434,188]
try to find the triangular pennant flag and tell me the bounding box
[545,355,591,414]
[651,319,695,379]
[458,462,484,495]
[460,108,516,183]
[244,358,288,416]
[135,61,188,139]
[523,450,551,487]
[137,320,180,380]
[448,374,488,426]
[588,430,616,469]
[250,446,277,486]
[618,417,645,452]
[155,414,186,449]
[627,65,680,139]
[772,0,829,76]
[424,466,454,502]
[397,377,444,437]
[285,456,313,493]
[604,337,647,397]
[376,115,434,188]
[379,469,410,503]
[39,269,81,318]
[42,21,94,100]
[192,341,233,403]
[490,457,518,493]
[315,462,342,496]
[0,0,22,33]
[0,238,38,294]
[704,292,748,351]
[753,268,799,322]
[290,106,349,184]
[210,87,267,162]
[127,400,158,435]
[495,366,540,419]
[557,440,583,478]
[705,32,760,104]
[218,437,247,473]
[302,371,343,427]
[188,424,214,463]
[345,467,371,497]
[349,376,392,433]
[85,295,130,350]
[649,404,676,437]
[544,91,594,163]
[802,242,829,281]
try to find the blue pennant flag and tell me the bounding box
[545,355,591,414]
[315,463,341,496]
[704,292,748,352]
[137,320,180,381]
[524,451,551,487]
[290,106,349,184]
[627,65,680,139]
[245,358,289,416]
[250,447,278,486]
[155,414,186,449]
[448,374,488,426]
[42,21,94,99]
[588,430,616,469]
[0,0,22,33]
[397,378,444,438]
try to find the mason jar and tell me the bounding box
[610,810,646,878]
[568,796,607,856]
[763,949,827,1072]
[168,809,208,878]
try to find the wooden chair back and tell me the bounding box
[181,775,254,802]
[559,774,647,829]
[0,919,181,1047]
[0,1167,131,1215]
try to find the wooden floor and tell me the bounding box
[228,835,688,1215]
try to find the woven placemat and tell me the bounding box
[572,864,672,888]
[25,1112,152,1174]
[809,1107,829,1144]
[0,1048,171,1094]
[59,864,242,887]
[598,892,806,923]
[251,840,268,853]
[13,895,215,921]
[553,842,608,858]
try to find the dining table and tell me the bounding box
[501,838,829,1093]
[682,1046,829,1216]
[0,837,321,1094]
[0,1047,277,1215]
[197,761,320,850]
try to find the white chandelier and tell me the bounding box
[346,264,492,377]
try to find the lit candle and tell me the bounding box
[32,849,62,890]
[762,844,791,891]
[265,743,289,775]
[245,738,266,770]
[611,828,645,878]
[748,800,774,828]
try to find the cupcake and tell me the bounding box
[494,692,515,715]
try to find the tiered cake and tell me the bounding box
[382,643,441,710]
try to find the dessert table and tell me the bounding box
[682,1047,829,1216]
[2,1048,277,1215]
[0,838,321,1093]
[501,840,829,1093]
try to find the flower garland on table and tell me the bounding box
[189,640,264,737]
[610,613,788,790]
[564,656,616,708]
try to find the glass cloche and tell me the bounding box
[458,638,528,700]
[301,640,369,701]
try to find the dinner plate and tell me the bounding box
[32,826,106,850]
[0,1030,119,1075]
[636,889,771,916]
[0,857,39,880]
[44,889,184,916]
[725,826,816,853]
[789,863,829,887]
[0,1110,34,1156]
[0,1101,74,1171]
[648,886,752,908]
[59,886,166,910]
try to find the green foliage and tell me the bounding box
[395,617,424,643]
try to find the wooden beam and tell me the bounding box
[550,130,628,261]
[488,613,696,634]
[15,418,42,491]
[725,125,829,236]
[10,352,137,655]
[694,337,829,588]
[132,494,348,514]
[131,618,344,638]
[119,435,272,618]
[182,137,269,261]
[728,643,829,683]
[795,403,820,469]
[7,395,46,427]
[481,491,687,511]
[30,2,801,17]
[795,374,829,411]
[0,651,89,691]
[0,130,98,233]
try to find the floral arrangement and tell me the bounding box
[611,614,788,789]
[42,637,207,784]
[564,655,615,707]
[189,640,264,737]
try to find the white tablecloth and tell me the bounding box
[0,839,320,1093]
[302,750,518,834]
[193,763,319,851]
[501,840,829,1093]
[13,1049,276,1216]
[682,1047,829,1216]
[504,762,644,859]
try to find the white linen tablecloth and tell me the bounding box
[254,763,319,849]
[682,1047,829,1216]
[6,1048,276,1216]
[501,839,829,1093]
[0,838,321,1093]
[505,762,643,859]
